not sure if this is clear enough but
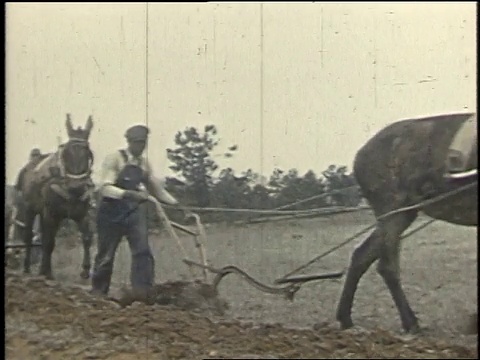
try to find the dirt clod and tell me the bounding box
[113,280,229,316]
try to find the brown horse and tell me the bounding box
[21,114,96,280]
[336,112,477,333]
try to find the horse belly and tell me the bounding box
[423,189,478,226]
[55,201,91,221]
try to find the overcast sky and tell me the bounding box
[5,2,476,185]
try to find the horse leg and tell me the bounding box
[76,217,93,279]
[22,209,36,274]
[335,227,383,329]
[336,210,417,330]
[376,211,419,333]
[39,209,61,280]
[31,214,43,266]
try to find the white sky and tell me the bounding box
[5,2,477,185]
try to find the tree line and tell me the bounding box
[156,125,362,225]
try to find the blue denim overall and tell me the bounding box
[91,151,154,295]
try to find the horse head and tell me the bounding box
[61,114,95,190]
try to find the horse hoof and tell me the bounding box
[339,321,354,330]
[404,323,422,334]
[80,270,90,280]
[336,316,354,330]
[40,273,54,280]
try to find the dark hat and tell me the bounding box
[30,148,41,157]
[125,125,149,141]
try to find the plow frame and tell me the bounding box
[149,196,345,301]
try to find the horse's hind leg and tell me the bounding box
[336,227,383,329]
[22,209,36,274]
[376,210,419,333]
[39,209,61,280]
[336,209,418,331]
[77,217,93,279]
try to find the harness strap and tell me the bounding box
[119,149,144,168]
[69,137,88,142]
[58,146,66,177]
[119,149,129,164]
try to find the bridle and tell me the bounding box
[61,137,94,180]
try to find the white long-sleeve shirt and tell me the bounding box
[98,149,178,205]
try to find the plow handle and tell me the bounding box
[186,213,210,282]
[147,196,196,279]
[147,196,210,282]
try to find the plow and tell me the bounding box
[114,195,348,309]
[149,194,347,291]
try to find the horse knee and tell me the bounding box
[376,255,400,283]
[348,233,382,272]
[376,259,391,278]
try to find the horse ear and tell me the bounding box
[85,115,93,134]
[66,114,74,137]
